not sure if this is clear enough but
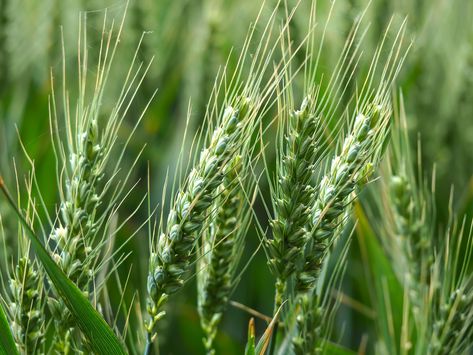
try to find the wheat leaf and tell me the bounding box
[355,203,404,353]
[244,318,256,355]
[0,301,18,355]
[255,301,284,355]
[324,341,357,355]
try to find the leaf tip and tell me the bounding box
[249,317,255,338]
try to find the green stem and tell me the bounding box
[145,331,161,355]
[144,333,152,355]
[274,279,285,313]
[144,342,151,355]
[269,279,286,355]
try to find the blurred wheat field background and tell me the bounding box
[0,0,473,354]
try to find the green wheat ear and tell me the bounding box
[290,222,352,355]
[296,106,387,293]
[48,115,105,352]
[43,4,154,351]
[2,171,46,354]
[145,2,292,350]
[197,155,245,354]
[146,106,243,342]
[268,96,321,310]
[9,257,45,353]
[196,113,257,354]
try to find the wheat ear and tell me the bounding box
[47,9,153,351]
[197,154,249,354]
[296,105,387,293]
[145,105,243,343]
[6,172,46,354]
[9,257,45,353]
[267,96,320,309]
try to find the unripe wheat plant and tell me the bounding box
[1,0,473,354]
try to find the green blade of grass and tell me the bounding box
[256,301,284,355]
[324,341,357,355]
[0,177,126,355]
[355,203,404,354]
[244,318,256,355]
[0,301,18,355]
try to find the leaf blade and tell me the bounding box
[0,301,18,355]
[244,318,256,355]
[324,341,357,355]
[355,203,404,354]
[255,301,284,355]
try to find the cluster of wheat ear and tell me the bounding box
[2,2,473,355]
